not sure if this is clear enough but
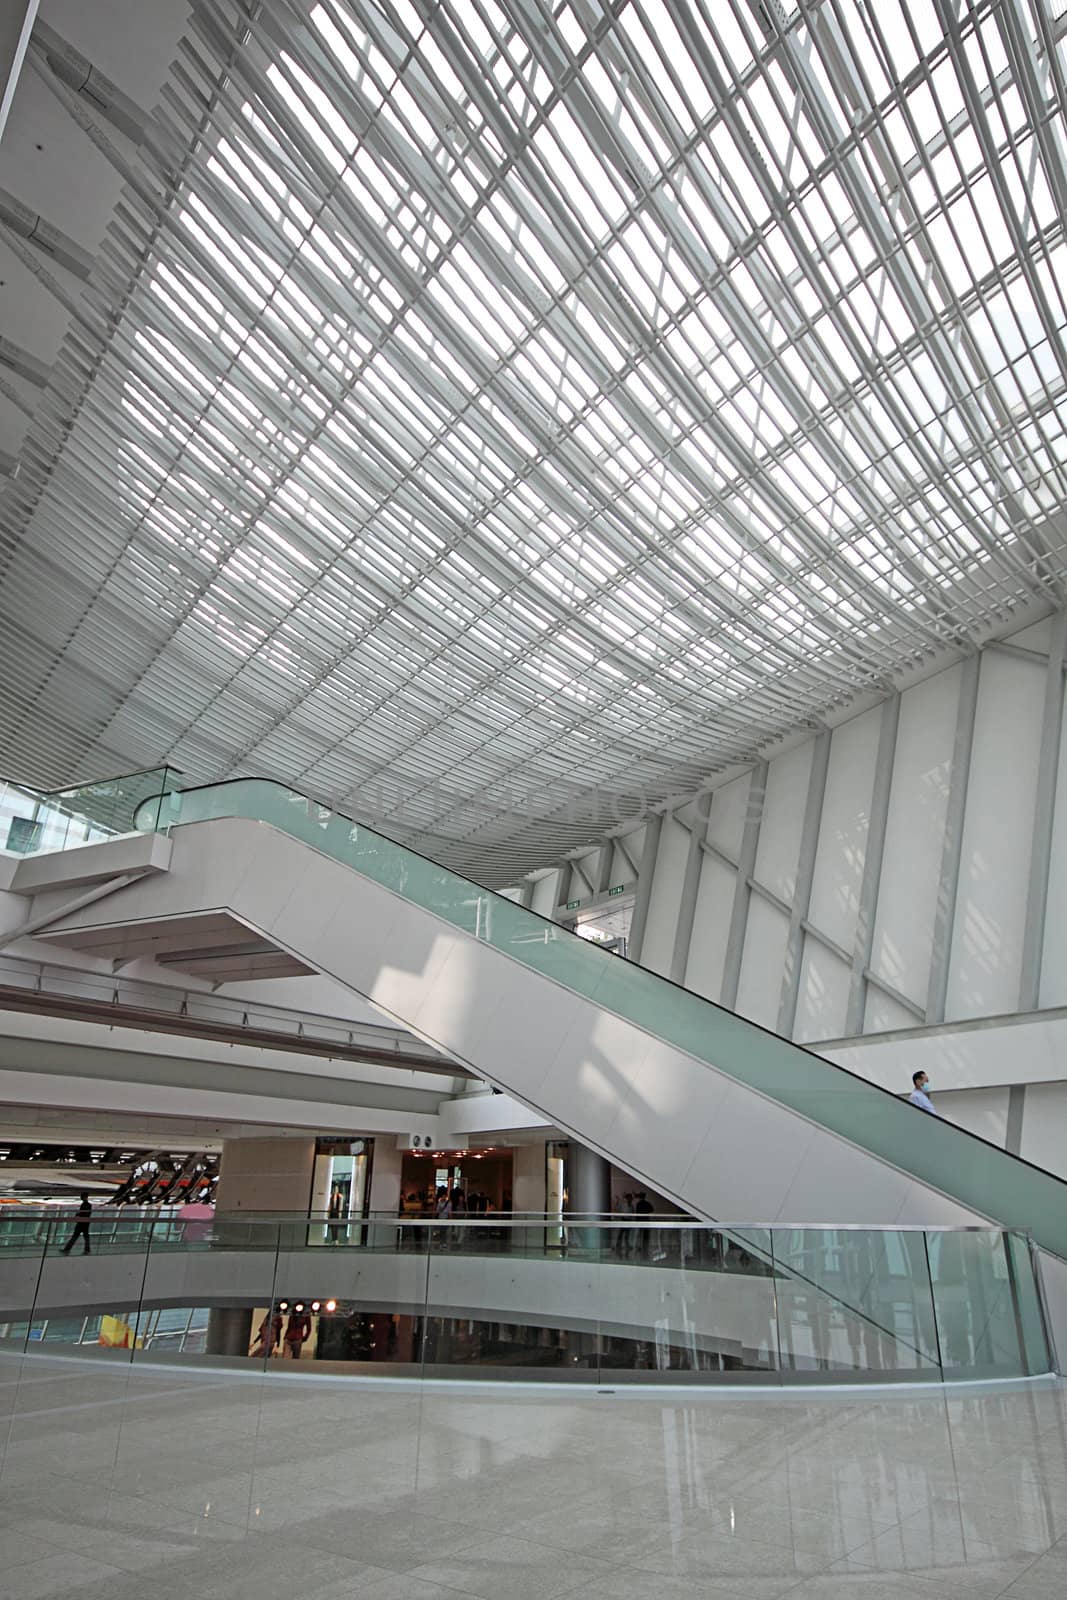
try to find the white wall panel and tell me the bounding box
[795,941,850,1043]
[808,706,879,951]
[863,990,926,1035]
[639,813,688,976]
[707,773,749,857]
[933,1086,1009,1147]
[736,895,789,1028]
[1019,1082,1067,1179]
[685,855,733,1001]
[753,740,812,902]
[683,771,755,1001]
[947,653,1044,1020]
[501,622,1067,1052]
[870,664,958,1011]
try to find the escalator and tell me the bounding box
[8,776,1067,1278]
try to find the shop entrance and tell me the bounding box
[398,1146,513,1215]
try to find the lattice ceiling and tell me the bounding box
[2,0,1067,883]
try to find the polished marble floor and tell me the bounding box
[2,1356,1067,1600]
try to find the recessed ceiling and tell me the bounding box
[2,0,1067,885]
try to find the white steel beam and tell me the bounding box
[0,0,37,143]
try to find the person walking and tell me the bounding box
[908,1070,938,1114]
[616,1192,634,1256]
[634,1191,653,1260]
[61,1193,93,1256]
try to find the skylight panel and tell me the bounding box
[13,0,1067,875]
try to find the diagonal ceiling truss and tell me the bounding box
[2,0,1067,883]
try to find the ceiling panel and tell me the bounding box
[1,0,1067,884]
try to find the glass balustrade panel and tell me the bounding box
[927,1229,1052,1379]
[770,1228,941,1381]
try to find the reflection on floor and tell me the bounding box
[2,1356,1066,1600]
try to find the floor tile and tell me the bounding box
[4,1364,1067,1600]
[405,1532,616,1600]
[287,1507,484,1570]
[0,1554,123,1600]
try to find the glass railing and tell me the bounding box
[132,777,1067,1261]
[0,765,181,857]
[0,1210,1050,1384]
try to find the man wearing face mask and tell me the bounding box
[908,1070,938,1114]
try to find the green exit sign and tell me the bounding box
[566,898,580,910]
[608,884,625,896]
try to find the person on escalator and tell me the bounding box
[907,1071,938,1114]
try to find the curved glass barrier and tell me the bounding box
[0,766,181,856]
[137,777,1067,1261]
[0,1211,1052,1386]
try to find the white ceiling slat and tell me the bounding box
[2,0,1067,882]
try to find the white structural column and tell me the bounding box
[721,762,768,1011]
[1019,611,1067,1012]
[627,813,662,966]
[670,794,711,984]
[778,729,831,1037]
[926,653,981,1023]
[569,1141,611,1215]
[846,694,901,1035]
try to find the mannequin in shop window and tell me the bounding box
[327,1186,345,1243]
[284,1306,312,1359]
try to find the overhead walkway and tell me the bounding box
[8,778,1067,1274]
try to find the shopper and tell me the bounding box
[908,1070,938,1114]
[615,1192,635,1256]
[180,1194,215,1243]
[634,1191,653,1259]
[61,1193,93,1256]
[401,1190,423,1248]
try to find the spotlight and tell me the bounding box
[325,1300,337,1313]
[311,1301,321,1313]
[278,1300,289,1312]
[294,1302,305,1313]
